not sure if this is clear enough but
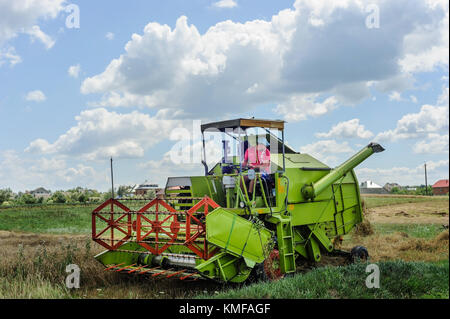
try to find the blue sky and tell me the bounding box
[0,0,448,192]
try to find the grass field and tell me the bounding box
[0,194,448,299]
[0,204,95,234]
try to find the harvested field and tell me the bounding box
[343,230,449,263]
[364,200,449,225]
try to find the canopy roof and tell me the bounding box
[201,118,285,133]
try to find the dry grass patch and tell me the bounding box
[345,230,449,262]
[0,231,219,299]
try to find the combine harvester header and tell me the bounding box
[92,118,384,282]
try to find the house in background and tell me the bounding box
[134,181,159,196]
[360,180,388,194]
[383,182,401,192]
[432,179,449,195]
[28,187,51,199]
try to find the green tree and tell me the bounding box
[102,189,114,201]
[78,193,88,203]
[0,188,13,205]
[117,185,133,197]
[17,193,37,205]
[415,185,433,196]
[51,191,67,203]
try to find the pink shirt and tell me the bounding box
[244,145,271,173]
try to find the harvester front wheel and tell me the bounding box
[252,249,284,282]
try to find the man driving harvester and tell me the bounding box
[241,139,271,198]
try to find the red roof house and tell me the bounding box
[432,179,449,195]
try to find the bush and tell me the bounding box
[51,192,67,204]
[78,193,88,203]
[0,188,13,205]
[16,193,37,205]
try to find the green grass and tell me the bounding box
[362,195,448,209]
[0,204,96,234]
[199,260,449,299]
[373,223,445,239]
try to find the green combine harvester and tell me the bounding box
[92,118,384,282]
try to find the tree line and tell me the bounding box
[0,185,156,206]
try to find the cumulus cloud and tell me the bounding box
[299,140,354,166]
[212,0,237,9]
[25,90,46,102]
[399,0,449,73]
[274,95,338,122]
[139,139,222,185]
[25,108,186,160]
[376,86,449,142]
[316,119,374,139]
[0,0,65,66]
[0,150,102,191]
[68,64,81,78]
[79,0,448,121]
[413,133,449,154]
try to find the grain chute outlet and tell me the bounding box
[91,118,385,283]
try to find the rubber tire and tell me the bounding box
[350,246,369,263]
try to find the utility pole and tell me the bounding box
[424,162,428,196]
[110,157,114,199]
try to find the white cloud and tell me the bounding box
[79,0,449,121]
[105,32,115,40]
[413,133,449,154]
[399,1,449,73]
[274,95,338,122]
[316,119,374,139]
[138,139,222,185]
[389,92,419,103]
[388,91,403,102]
[68,64,81,78]
[376,86,449,142]
[213,0,237,9]
[0,0,65,66]
[25,90,46,102]
[0,150,103,192]
[25,108,185,161]
[0,46,21,66]
[299,140,354,166]
[26,25,55,49]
